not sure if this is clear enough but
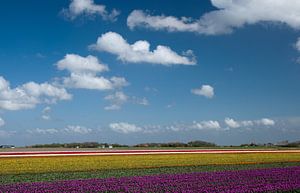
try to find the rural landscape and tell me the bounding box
[0,143,300,192]
[1,0,300,192]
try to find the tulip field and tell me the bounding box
[0,149,300,192]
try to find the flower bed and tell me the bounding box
[1,166,299,193]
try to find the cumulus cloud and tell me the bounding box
[27,125,93,135]
[104,91,128,110]
[128,1,300,35]
[27,128,59,135]
[109,77,129,88]
[240,120,254,127]
[191,85,214,98]
[108,117,276,134]
[224,118,240,128]
[62,0,120,21]
[0,76,72,111]
[56,54,108,73]
[225,117,275,128]
[127,10,200,32]
[0,117,5,127]
[256,118,275,126]
[192,120,221,130]
[109,122,143,134]
[56,54,128,90]
[64,125,93,134]
[62,74,121,90]
[89,32,196,66]
[104,91,149,110]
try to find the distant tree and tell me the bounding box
[187,140,216,147]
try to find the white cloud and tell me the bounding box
[64,125,93,134]
[42,106,51,114]
[0,117,5,127]
[41,106,51,120]
[42,115,51,120]
[224,118,240,128]
[104,91,128,110]
[27,128,59,135]
[132,97,149,106]
[107,118,276,135]
[240,120,254,127]
[56,54,108,74]
[62,0,120,21]
[165,124,183,132]
[22,82,71,102]
[0,130,15,138]
[27,125,93,135]
[0,76,72,111]
[89,31,196,66]
[191,85,214,98]
[225,117,275,128]
[104,91,149,110]
[256,118,275,126]
[128,1,300,35]
[192,120,221,130]
[109,76,129,88]
[295,37,300,52]
[62,73,116,90]
[56,54,128,90]
[109,122,143,134]
[127,10,200,32]
[104,104,121,111]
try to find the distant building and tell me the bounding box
[265,143,274,147]
[276,140,289,146]
[0,145,15,148]
[108,145,113,149]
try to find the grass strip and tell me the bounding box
[0,161,299,185]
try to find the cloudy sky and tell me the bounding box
[0,0,300,146]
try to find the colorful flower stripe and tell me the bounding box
[1,166,299,193]
[1,162,299,185]
[1,152,300,175]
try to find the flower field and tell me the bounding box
[1,166,300,192]
[1,152,300,175]
[0,150,300,192]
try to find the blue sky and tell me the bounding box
[0,0,300,146]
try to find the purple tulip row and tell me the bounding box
[1,166,299,193]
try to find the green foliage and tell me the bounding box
[27,142,129,148]
[134,140,216,147]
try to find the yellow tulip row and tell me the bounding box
[0,152,299,175]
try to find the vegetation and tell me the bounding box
[1,152,300,175]
[27,142,128,148]
[134,140,216,147]
[0,162,299,185]
[26,140,216,148]
[22,140,300,149]
[281,141,300,148]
